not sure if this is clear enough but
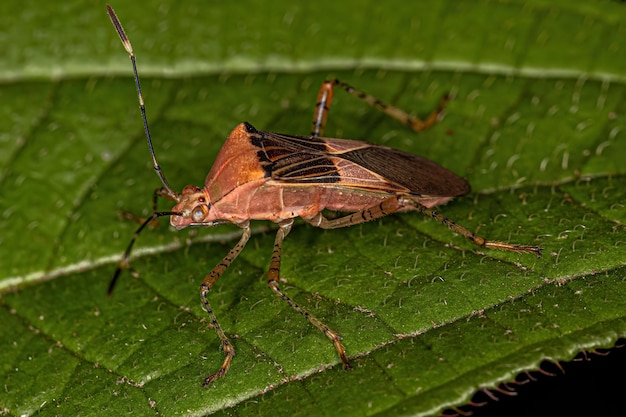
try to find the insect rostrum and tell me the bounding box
[106,5,541,387]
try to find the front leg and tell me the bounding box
[200,221,251,386]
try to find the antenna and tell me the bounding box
[106,5,179,201]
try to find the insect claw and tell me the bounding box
[202,372,223,387]
[481,241,542,258]
[202,361,231,387]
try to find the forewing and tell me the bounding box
[253,131,342,184]
[254,131,470,197]
[339,145,470,197]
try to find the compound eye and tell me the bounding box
[191,205,208,222]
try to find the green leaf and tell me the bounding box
[1,1,625,416]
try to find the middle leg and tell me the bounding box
[311,78,449,137]
[267,219,353,370]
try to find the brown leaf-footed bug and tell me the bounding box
[106,5,541,386]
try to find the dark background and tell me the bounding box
[448,338,625,416]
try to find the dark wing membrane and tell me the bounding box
[255,131,469,197]
[340,146,470,197]
[254,131,341,183]
[271,152,341,183]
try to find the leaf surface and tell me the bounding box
[1,1,625,416]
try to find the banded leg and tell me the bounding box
[311,78,449,137]
[401,198,542,257]
[267,219,353,370]
[305,196,542,257]
[201,222,252,386]
[304,196,402,230]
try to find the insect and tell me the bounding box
[106,5,541,386]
